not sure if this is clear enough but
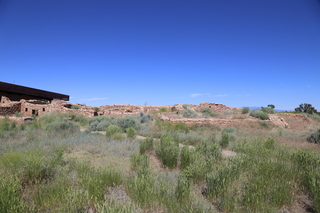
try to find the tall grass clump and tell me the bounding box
[156,133,179,169]
[139,136,153,154]
[126,127,136,139]
[183,138,221,182]
[0,118,10,132]
[175,174,191,203]
[249,109,269,120]
[241,107,250,114]
[206,138,301,212]
[307,129,320,144]
[0,174,27,212]
[180,146,194,170]
[220,132,230,148]
[75,163,122,204]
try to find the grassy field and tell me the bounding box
[0,110,320,212]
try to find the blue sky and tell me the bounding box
[1,0,320,110]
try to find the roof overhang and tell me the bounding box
[0,81,69,101]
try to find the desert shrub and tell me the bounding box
[13,112,24,117]
[220,132,230,148]
[0,118,10,132]
[180,146,194,170]
[182,104,189,110]
[183,151,208,182]
[68,113,88,126]
[241,107,250,114]
[156,133,179,169]
[183,108,198,118]
[196,138,222,161]
[126,127,136,139]
[70,105,80,109]
[93,107,100,112]
[260,120,270,128]
[106,125,122,138]
[173,122,190,133]
[113,132,125,141]
[175,174,191,203]
[139,112,153,124]
[159,107,168,112]
[28,119,42,130]
[19,123,26,131]
[249,109,269,120]
[88,116,114,131]
[305,113,320,122]
[117,116,141,131]
[75,163,122,203]
[224,110,233,114]
[307,129,320,144]
[139,136,153,154]
[45,120,80,134]
[130,154,150,172]
[0,174,27,212]
[202,107,219,117]
[41,112,66,125]
[0,147,65,185]
[175,132,203,146]
[261,107,275,114]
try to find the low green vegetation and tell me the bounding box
[249,109,269,120]
[0,107,320,213]
[307,129,320,144]
[202,107,220,117]
[241,107,250,114]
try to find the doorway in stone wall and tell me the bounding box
[32,110,38,116]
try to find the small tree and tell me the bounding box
[268,104,275,109]
[295,103,318,114]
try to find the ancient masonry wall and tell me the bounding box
[0,102,21,116]
[0,96,240,118]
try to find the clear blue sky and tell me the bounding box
[1,0,320,110]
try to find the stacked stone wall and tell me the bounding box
[0,103,21,116]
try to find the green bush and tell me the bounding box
[241,107,250,114]
[156,133,179,169]
[180,146,193,170]
[159,107,168,112]
[106,125,122,138]
[45,120,80,134]
[70,105,80,109]
[126,127,136,139]
[88,116,114,131]
[307,129,320,144]
[175,174,191,203]
[261,107,275,114]
[220,132,230,149]
[0,118,10,132]
[202,107,219,117]
[139,136,154,154]
[117,116,141,131]
[0,174,26,212]
[183,108,198,118]
[249,109,269,120]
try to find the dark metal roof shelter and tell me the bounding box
[0,81,69,101]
